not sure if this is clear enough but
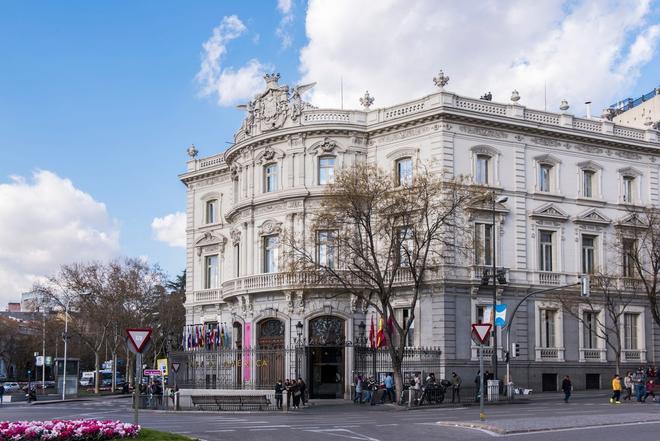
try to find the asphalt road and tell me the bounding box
[2,392,660,441]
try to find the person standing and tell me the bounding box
[291,381,301,409]
[354,375,363,404]
[298,377,307,406]
[643,379,656,402]
[610,374,622,404]
[274,380,283,410]
[381,373,395,403]
[624,372,633,401]
[451,372,462,403]
[285,379,292,408]
[561,375,572,403]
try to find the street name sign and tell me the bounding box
[143,369,162,376]
[471,323,492,345]
[126,328,152,353]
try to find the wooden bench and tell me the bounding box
[191,394,272,411]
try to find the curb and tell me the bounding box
[435,418,660,435]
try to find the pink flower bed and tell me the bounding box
[0,420,140,440]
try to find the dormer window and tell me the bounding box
[539,164,553,192]
[396,158,413,186]
[205,199,217,224]
[475,154,490,185]
[318,156,335,185]
[264,164,278,193]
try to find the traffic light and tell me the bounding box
[505,351,510,363]
[511,343,520,358]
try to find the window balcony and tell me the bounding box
[579,348,606,362]
[536,271,565,286]
[190,288,222,304]
[535,347,565,362]
[622,349,647,363]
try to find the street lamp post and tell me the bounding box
[295,321,303,379]
[62,299,70,401]
[491,194,508,382]
[41,306,48,393]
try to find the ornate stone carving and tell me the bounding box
[615,150,642,160]
[230,228,241,245]
[433,69,449,90]
[459,125,508,139]
[230,163,240,181]
[290,82,316,121]
[350,294,359,313]
[574,209,611,225]
[559,100,569,112]
[285,292,294,314]
[296,291,305,314]
[258,220,283,236]
[359,90,375,110]
[530,137,561,147]
[530,203,569,221]
[571,143,603,154]
[510,90,520,103]
[187,144,198,158]
[377,125,433,143]
[262,146,276,161]
[319,137,337,153]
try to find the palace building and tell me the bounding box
[177,72,660,397]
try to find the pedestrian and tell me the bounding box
[561,375,572,403]
[413,373,422,403]
[275,379,283,409]
[381,373,395,403]
[624,372,633,400]
[298,377,307,406]
[633,368,646,402]
[474,370,481,402]
[284,379,292,408]
[291,381,301,409]
[354,375,363,404]
[643,379,656,402]
[451,372,462,403]
[367,376,378,405]
[610,374,622,404]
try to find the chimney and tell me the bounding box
[585,101,592,119]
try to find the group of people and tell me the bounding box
[561,366,658,404]
[353,373,395,405]
[274,378,306,409]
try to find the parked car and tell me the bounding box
[1,382,21,392]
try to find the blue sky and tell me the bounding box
[0,0,658,304]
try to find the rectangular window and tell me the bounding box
[398,308,414,347]
[204,255,218,289]
[316,230,336,269]
[540,309,556,348]
[475,305,493,345]
[622,238,637,278]
[264,164,278,193]
[263,235,279,273]
[206,199,217,224]
[623,176,635,203]
[474,223,493,266]
[539,230,554,272]
[318,157,335,185]
[234,244,240,277]
[583,311,597,349]
[624,313,638,349]
[396,158,413,186]
[581,235,596,274]
[476,154,490,185]
[583,170,594,198]
[539,164,552,192]
[398,227,414,267]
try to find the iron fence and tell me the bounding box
[353,346,443,384]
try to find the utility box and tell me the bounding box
[54,358,80,398]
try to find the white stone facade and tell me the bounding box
[180,75,660,393]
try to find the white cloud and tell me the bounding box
[299,0,660,114]
[151,212,186,248]
[0,171,119,306]
[276,0,295,49]
[196,15,270,106]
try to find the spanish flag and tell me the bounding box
[376,317,385,348]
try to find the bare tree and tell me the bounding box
[553,272,634,375]
[285,163,478,401]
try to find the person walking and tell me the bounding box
[274,380,283,409]
[291,381,301,409]
[643,379,656,402]
[451,372,462,403]
[623,372,633,401]
[413,373,422,404]
[354,375,363,404]
[610,374,622,404]
[381,373,395,403]
[298,378,307,406]
[633,368,646,402]
[285,379,292,409]
[561,375,572,403]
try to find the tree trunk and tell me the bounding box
[111,351,117,393]
[94,352,100,394]
[125,347,132,388]
[390,349,404,404]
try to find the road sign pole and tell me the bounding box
[479,343,485,421]
[134,352,141,426]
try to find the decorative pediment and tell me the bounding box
[574,208,611,225]
[534,153,561,165]
[616,212,647,228]
[307,137,344,155]
[618,166,642,177]
[255,146,283,164]
[195,232,228,255]
[577,160,602,171]
[530,203,569,221]
[470,144,500,157]
[258,219,283,236]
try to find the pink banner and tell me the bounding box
[243,322,251,382]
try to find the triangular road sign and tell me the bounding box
[126,328,152,353]
[171,362,180,374]
[471,323,492,345]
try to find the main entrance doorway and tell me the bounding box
[308,316,345,399]
[256,319,285,387]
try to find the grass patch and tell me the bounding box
[137,428,196,440]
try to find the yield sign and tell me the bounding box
[471,323,492,345]
[171,362,180,374]
[126,328,152,353]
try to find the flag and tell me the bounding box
[197,325,203,348]
[483,306,493,324]
[376,317,384,348]
[220,324,225,349]
[386,315,394,347]
[494,304,507,327]
[369,316,375,348]
[225,326,231,348]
